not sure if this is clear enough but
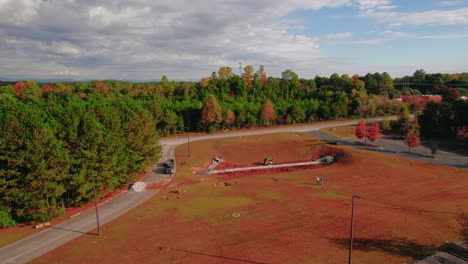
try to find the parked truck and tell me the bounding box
[165,159,175,174]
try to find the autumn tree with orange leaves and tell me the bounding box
[224,109,235,129]
[202,95,222,131]
[261,100,275,126]
[258,65,268,86]
[242,65,254,87]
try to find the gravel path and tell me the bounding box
[211,160,323,174]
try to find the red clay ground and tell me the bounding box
[31,132,468,264]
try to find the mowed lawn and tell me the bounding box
[320,124,357,139]
[32,133,468,264]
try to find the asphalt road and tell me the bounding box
[2,116,465,264]
[308,130,468,169]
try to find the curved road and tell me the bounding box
[5,116,463,264]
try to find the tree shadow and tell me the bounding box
[328,237,437,260]
[420,139,468,157]
[49,226,98,236]
[400,151,433,158]
[159,246,267,264]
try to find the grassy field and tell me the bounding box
[31,132,468,264]
[320,125,357,139]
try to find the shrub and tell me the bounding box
[0,206,17,228]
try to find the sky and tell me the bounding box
[0,0,467,81]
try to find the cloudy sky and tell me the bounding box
[0,0,467,81]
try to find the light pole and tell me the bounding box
[92,175,101,236]
[349,194,360,264]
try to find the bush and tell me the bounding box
[456,210,468,241]
[0,208,17,228]
[381,118,391,132]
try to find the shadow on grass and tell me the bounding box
[360,204,458,215]
[160,246,267,264]
[329,237,437,260]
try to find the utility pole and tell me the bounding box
[187,131,190,157]
[92,175,101,236]
[349,194,360,264]
[239,62,242,76]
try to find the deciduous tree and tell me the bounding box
[242,65,254,87]
[355,120,367,142]
[404,123,420,152]
[367,123,382,142]
[258,65,268,86]
[201,95,222,127]
[224,109,235,129]
[261,100,275,125]
[218,66,232,80]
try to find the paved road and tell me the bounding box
[308,131,468,169]
[1,116,465,263]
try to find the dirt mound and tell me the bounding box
[310,145,347,161]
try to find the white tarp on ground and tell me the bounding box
[129,182,146,192]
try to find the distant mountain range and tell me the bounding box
[0,77,76,83]
[0,77,198,83]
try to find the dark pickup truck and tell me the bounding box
[165,159,175,174]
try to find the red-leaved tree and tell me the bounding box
[13,81,26,99]
[355,120,367,143]
[404,125,420,152]
[367,123,382,142]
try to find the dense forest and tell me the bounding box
[0,67,467,226]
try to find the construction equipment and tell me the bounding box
[264,157,274,165]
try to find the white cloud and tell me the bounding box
[413,33,468,39]
[325,32,354,40]
[352,38,388,45]
[440,1,463,7]
[1,0,359,80]
[354,0,394,11]
[52,69,81,76]
[0,0,467,80]
[38,42,82,57]
[0,0,41,26]
[362,7,468,26]
[352,30,468,45]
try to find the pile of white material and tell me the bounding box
[129,182,146,192]
[319,156,334,165]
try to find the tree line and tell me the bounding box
[0,67,466,226]
[0,81,161,226]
